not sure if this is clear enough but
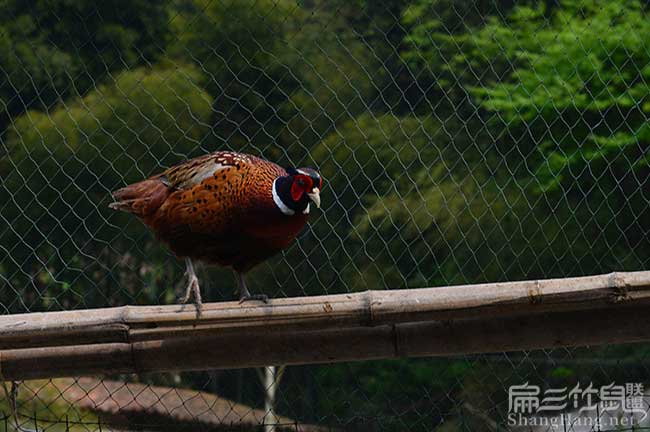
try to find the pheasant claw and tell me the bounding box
[238,293,269,304]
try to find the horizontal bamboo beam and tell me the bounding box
[3,304,650,381]
[1,271,650,380]
[1,271,649,350]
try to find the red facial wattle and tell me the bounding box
[290,175,313,202]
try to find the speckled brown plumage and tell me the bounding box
[110,150,323,307]
[110,151,309,273]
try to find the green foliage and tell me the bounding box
[169,0,385,162]
[352,169,507,287]
[401,0,518,115]
[313,113,443,214]
[170,0,299,153]
[395,0,650,283]
[279,13,381,156]
[0,380,101,432]
[460,0,650,191]
[315,359,472,430]
[550,366,574,380]
[308,113,446,291]
[2,0,650,429]
[8,61,212,178]
[1,62,212,310]
[0,0,172,124]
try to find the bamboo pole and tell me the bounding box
[1,271,650,380]
[2,304,650,381]
[1,271,649,350]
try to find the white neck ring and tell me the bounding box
[272,178,295,216]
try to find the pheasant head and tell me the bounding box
[272,167,323,215]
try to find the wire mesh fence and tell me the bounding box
[1,0,650,430]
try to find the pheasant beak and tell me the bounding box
[307,188,321,208]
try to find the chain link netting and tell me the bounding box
[1,0,650,430]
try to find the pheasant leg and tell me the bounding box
[235,271,268,303]
[180,258,202,310]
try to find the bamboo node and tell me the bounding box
[365,290,374,326]
[527,281,543,305]
[610,272,631,303]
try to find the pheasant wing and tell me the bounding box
[163,152,252,190]
[150,152,257,240]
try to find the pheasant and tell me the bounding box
[109,151,322,310]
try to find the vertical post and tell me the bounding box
[8,382,19,432]
[257,365,286,432]
[263,366,276,432]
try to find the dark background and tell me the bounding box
[1,0,650,430]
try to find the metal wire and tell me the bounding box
[2,0,650,430]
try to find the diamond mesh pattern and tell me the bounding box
[2,0,650,430]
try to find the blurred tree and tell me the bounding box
[400,0,650,282]
[308,113,449,291]
[314,358,472,431]
[1,62,212,311]
[302,0,411,114]
[170,0,299,156]
[1,0,649,429]
[279,8,382,161]
[0,0,172,127]
[400,0,517,116]
[169,0,386,166]
[458,0,650,192]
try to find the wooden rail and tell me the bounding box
[1,271,650,380]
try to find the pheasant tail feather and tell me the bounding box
[109,176,170,218]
